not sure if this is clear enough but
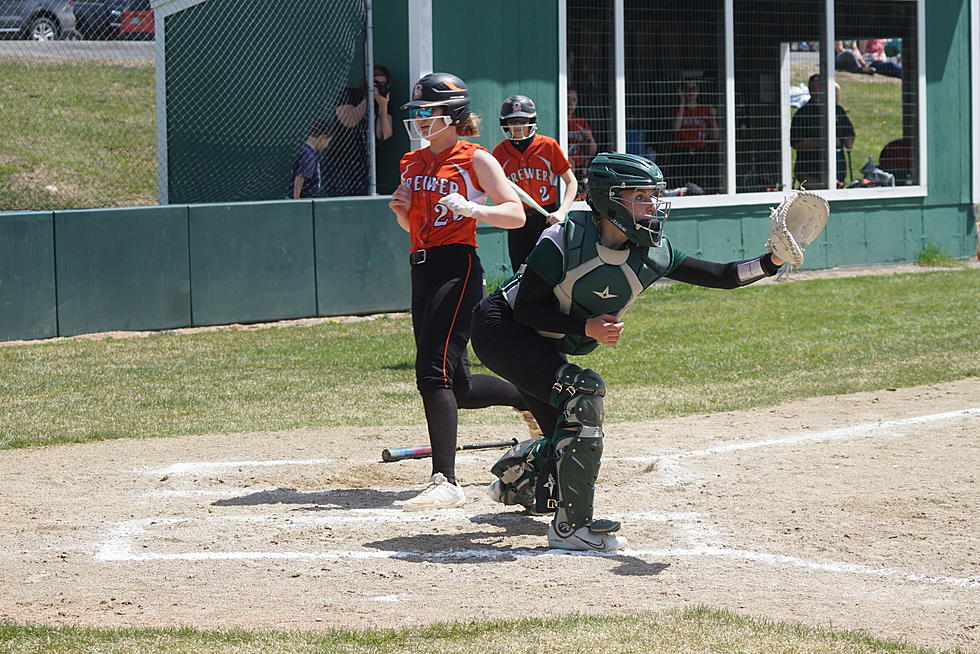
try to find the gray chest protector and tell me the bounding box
[541,212,676,355]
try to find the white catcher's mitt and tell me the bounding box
[765,191,830,268]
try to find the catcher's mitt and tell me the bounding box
[765,191,830,268]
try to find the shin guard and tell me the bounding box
[544,364,606,538]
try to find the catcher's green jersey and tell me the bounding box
[503,212,687,355]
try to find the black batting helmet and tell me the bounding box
[401,72,470,125]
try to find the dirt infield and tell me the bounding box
[0,378,977,651]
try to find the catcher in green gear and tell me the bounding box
[471,152,800,552]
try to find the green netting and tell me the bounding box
[164,0,368,203]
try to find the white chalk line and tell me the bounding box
[93,520,980,589]
[91,511,979,590]
[137,458,336,475]
[92,511,701,563]
[138,408,980,478]
[138,455,484,476]
[611,407,980,486]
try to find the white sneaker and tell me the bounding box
[402,473,466,511]
[547,522,627,552]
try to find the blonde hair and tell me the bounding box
[456,113,481,137]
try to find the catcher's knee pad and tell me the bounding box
[549,364,605,430]
[489,438,549,510]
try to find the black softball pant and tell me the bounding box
[471,291,566,438]
[410,245,525,481]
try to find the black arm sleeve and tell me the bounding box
[666,253,781,289]
[512,267,587,336]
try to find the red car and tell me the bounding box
[117,0,152,39]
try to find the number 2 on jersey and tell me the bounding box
[433,203,466,227]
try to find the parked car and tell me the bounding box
[0,0,76,40]
[117,0,151,40]
[71,0,124,39]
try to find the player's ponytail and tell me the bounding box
[456,113,481,137]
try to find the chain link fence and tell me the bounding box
[0,0,377,211]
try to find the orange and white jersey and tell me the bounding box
[399,140,488,251]
[493,135,571,209]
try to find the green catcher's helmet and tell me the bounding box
[586,152,670,247]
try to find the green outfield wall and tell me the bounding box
[0,212,57,341]
[0,198,974,342]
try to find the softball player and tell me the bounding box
[470,152,786,550]
[492,95,578,272]
[388,72,528,511]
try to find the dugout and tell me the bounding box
[393,0,975,265]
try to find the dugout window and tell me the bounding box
[564,0,925,206]
[833,0,919,188]
[625,0,726,196]
[566,0,616,191]
[735,1,825,192]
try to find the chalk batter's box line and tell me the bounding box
[92,511,980,590]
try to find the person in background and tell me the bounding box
[322,65,394,197]
[286,117,334,199]
[790,74,855,189]
[835,40,875,75]
[668,80,719,191]
[860,39,902,78]
[492,94,578,272]
[566,88,597,190]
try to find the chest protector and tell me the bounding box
[543,212,675,355]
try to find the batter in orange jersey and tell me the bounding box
[389,72,530,511]
[492,94,578,272]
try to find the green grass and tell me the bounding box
[2,269,977,450]
[917,242,960,268]
[0,607,954,654]
[838,73,903,176]
[0,58,156,211]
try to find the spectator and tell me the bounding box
[322,65,394,197]
[566,88,597,188]
[835,40,875,75]
[790,74,855,189]
[286,117,334,199]
[860,39,902,78]
[667,80,719,191]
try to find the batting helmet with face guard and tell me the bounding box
[401,72,471,125]
[499,94,538,140]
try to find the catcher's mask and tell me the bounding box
[586,152,670,247]
[499,94,538,141]
[401,72,470,140]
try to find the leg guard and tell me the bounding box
[541,364,610,538]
